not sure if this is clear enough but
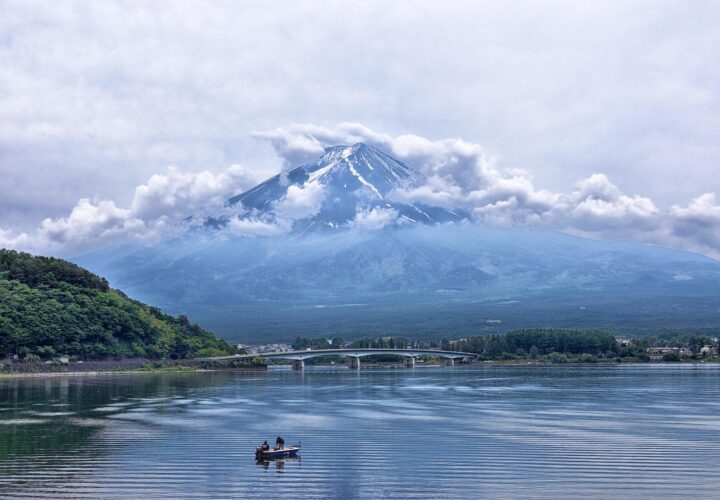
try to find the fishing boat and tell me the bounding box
[255,444,301,461]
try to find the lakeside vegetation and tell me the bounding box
[292,328,720,364]
[0,250,236,363]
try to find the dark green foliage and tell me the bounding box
[350,337,412,349]
[0,250,109,291]
[0,249,233,360]
[663,351,681,362]
[292,336,345,350]
[452,329,617,357]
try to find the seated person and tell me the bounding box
[260,440,270,451]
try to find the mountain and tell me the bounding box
[0,249,234,359]
[73,144,720,343]
[221,143,467,230]
[76,224,720,344]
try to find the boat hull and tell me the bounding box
[255,446,300,460]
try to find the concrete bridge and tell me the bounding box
[199,348,479,370]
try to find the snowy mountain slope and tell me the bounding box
[224,143,468,229]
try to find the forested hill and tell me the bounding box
[0,249,234,360]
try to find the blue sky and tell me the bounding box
[1,0,719,257]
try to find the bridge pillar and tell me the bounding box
[444,358,455,366]
[292,359,305,371]
[347,357,361,370]
[404,357,416,368]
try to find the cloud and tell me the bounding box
[226,217,287,237]
[351,207,400,230]
[253,123,720,258]
[130,165,262,222]
[0,163,265,254]
[38,199,147,246]
[669,193,720,254]
[252,123,392,169]
[274,182,326,220]
[562,174,659,233]
[2,122,720,260]
[0,228,32,250]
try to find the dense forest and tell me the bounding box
[449,329,617,358]
[0,250,234,360]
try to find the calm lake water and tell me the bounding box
[1,365,719,499]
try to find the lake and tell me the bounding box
[1,365,719,499]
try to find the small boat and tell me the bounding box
[255,444,301,461]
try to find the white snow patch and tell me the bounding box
[347,162,382,198]
[308,162,336,183]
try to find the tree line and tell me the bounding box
[290,329,719,363]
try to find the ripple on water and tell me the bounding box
[26,411,75,417]
[0,366,719,499]
[0,418,48,425]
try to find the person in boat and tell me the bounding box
[260,440,270,452]
[275,436,285,449]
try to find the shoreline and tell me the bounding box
[0,366,267,380]
[2,360,717,380]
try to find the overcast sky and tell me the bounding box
[1,0,719,256]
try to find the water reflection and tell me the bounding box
[256,457,301,473]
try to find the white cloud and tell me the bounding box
[352,207,400,230]
[38,199,147,246]
[669,193,720,254]
[130,165,261,221]
[226,217,286,237]
[274,182,326,220]
[560,174,659,232]
[1,122,720,260]
[0,163,265,254]
[0,228,32,249]
[253,123,720,258]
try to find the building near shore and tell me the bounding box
[647,347,692,361]
[700,345,718,357]
[237,343,292,355]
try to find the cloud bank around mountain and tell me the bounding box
[1,122,719,259]
[253,123,720,258]
[0,163,267,252]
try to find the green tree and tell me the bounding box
[663,351,681,362]
[529,345,539,359]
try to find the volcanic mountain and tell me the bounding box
[221,143,467,230]
[76,145,720,343]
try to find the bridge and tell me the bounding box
[199,348,479,370]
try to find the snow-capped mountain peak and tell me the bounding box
[225,143,465,229]
[299,142,417,199]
